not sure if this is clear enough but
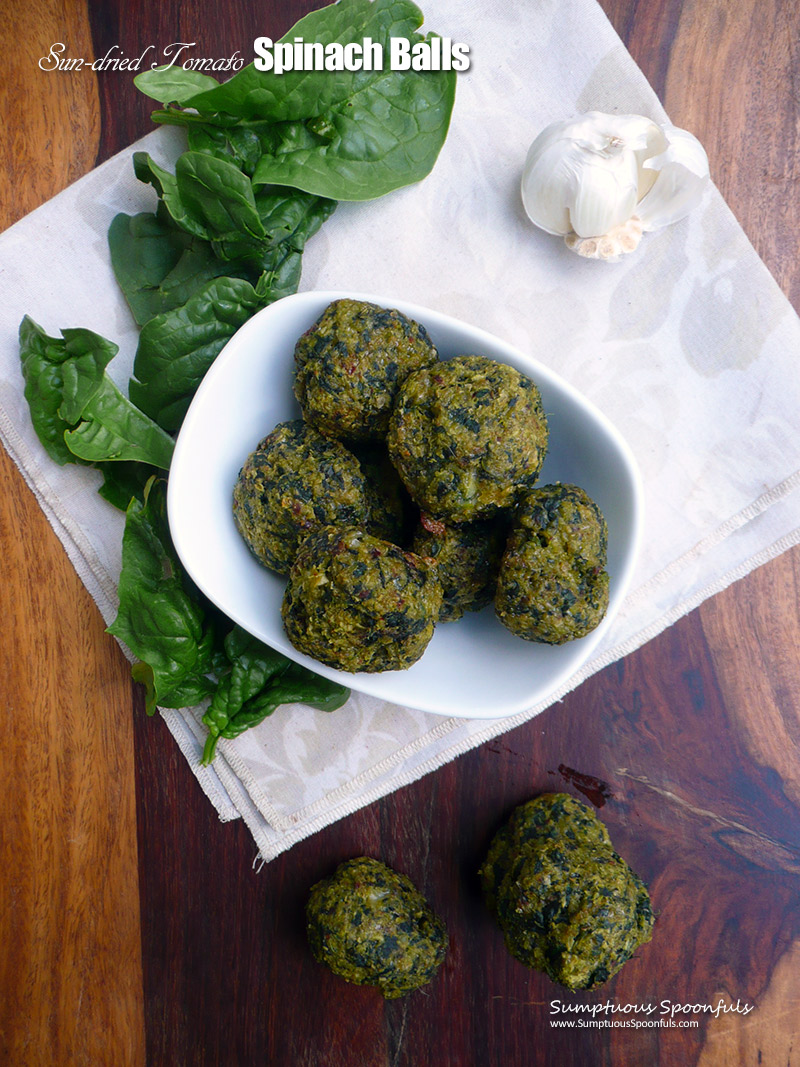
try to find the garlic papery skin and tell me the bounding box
[521,112,710,260]
[636,123,710,231]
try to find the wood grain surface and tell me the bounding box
[1,1,799,1065]
[0,4,145,1066]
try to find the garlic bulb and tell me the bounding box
[520,111,710,260]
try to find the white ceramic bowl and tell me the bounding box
[167,290,643,719]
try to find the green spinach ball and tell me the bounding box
[479,794,654,991]
[281,526,442,673]
[495,483,609,644]
[479,793,612,914]
[294,298,439,441]
[348,441,417,546]
[306,857,448,999]
[232,420,369,575]
[411,514,509,621]
[387,355,549,523]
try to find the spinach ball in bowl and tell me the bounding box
[281,526,442,673]
[495,483,609,644]
[348,441,417,546]
[387,355,549,523]
[411,514,509,621]
[233,420,369,575]
[294,298,439,441]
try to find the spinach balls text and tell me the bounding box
[232,420,369,575]
[387,355,548,523]
[294,298,438,441]
[281,526,442,673]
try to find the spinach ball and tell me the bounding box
[495,483,609,644]
[233,420,369,575]
[294,299,438,441]
[479,793,611,913]
[348,441,417,546]
[411,514,509,621]
[479,794,654,991]
[306,857,448,999]
[387,355,549,523]
[281,526,442,673]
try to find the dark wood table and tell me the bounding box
[3,1,799,1064]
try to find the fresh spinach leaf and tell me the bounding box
[201,629,291,762]
[175,151,266,250]
[250,62,456,201]
[122,151,336,278]
[254,250,302,304]
[108,212,191,325]
[20,316,117,465]
[126,176,334,433]
[133,151,210,240]
[201,630,349,765]
[108,477,216,714]
[187,123,268,176]
[96,461,153,511]
[108,211,259,326]
[108,189,334,329]
[107,479,350,752]
[135,0,457,202]
[129,275,268,432]
[135,150,271,264]
[19,316,174,470]
[133,65,219,106]
[254,186,337,249]
[262,661,351,718]
[142,0,420,122]
[63,375,174,467]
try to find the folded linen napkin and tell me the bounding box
[2,0,799,860]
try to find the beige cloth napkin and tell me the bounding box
[2,0,799,860]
